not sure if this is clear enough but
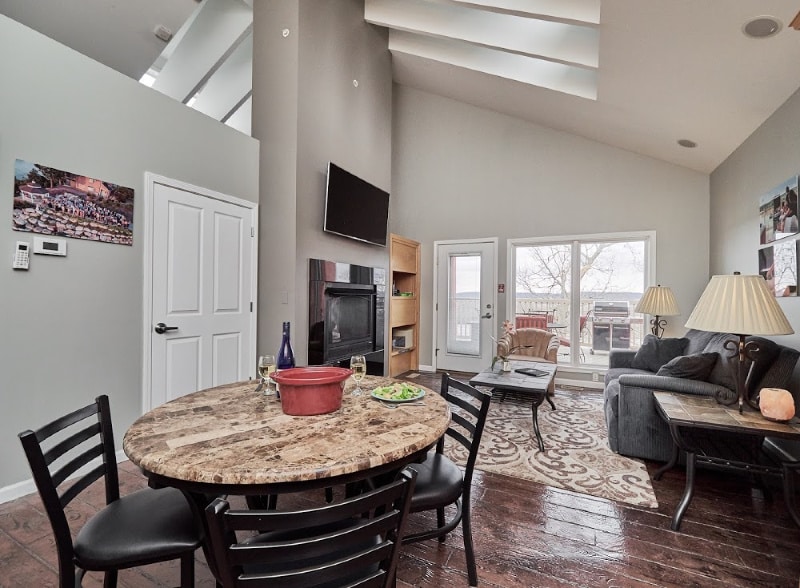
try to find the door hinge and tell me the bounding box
[251,227,255,237]
[250,301,253,312]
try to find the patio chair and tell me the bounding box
[558,312,591,359]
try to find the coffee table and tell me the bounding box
[469,360,557,452]
[653,391,800,531]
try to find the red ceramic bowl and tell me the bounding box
[270,366,353,416]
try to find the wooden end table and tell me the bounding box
[469,360,557,452]
[653,391,800,531]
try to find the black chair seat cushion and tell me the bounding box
[408,452,464,512]
[75,487,201,569]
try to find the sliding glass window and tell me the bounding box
[509,232,654,369]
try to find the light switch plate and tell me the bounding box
[33,236,67,256]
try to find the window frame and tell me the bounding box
[507,230,657,373]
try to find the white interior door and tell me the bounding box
[146,176,257,409]
[435,240,497,373]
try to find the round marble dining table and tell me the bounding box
[123,375,450,495]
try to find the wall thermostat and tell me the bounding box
[33,236,67,256]
[13,241,30,270]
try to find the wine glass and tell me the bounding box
[258,355,276,398]
[350,355,367,396]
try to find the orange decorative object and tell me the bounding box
[759,387,796,422]
[270,366,352,416]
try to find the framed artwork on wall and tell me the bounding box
[759,175,799,245]
[758,241,799,297]
[12,158,134,246]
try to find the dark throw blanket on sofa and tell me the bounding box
[603,329,800,462]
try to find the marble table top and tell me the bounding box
[123,375,450,491]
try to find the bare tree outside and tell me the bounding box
[513,239,647,367]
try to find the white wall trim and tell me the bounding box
[0,450,129,505]
[141,172,258,414]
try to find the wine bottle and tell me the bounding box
[277,321,295,370]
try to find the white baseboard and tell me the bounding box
[417,364,435,373]
[0,449,129,505]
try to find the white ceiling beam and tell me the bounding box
[152,0,252,103]
[447,0,601,25]
[191,31,253,121]
[365,0,598,68]
[389,30,596,100]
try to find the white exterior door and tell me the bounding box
[434,240,497,373]
[145,175,257,409]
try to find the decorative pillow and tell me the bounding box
[630,334,689,373]
[656,352,718,381]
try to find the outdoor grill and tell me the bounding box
[591,301,631,352]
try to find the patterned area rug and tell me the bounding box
[444,389,659,508]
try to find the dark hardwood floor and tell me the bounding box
[2,371,800,587]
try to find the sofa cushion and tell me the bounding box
[700,332,738,391]
[656,352,718,381]
[630,334,689,373]
[683,329,719,355]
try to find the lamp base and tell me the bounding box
[649,316,667,338]
[714,335,760,413]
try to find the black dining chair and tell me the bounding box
[18,395,202,588]
[402,373,492,587]
[205,468,417,588]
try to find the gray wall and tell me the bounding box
[253,0,392,364]
[391,87,711,369]
[0,16,259,491]
[710,87,800,349]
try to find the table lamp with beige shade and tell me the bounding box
[634,285,680,338]
[684,272,794,413]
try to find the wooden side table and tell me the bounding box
[653,391,800,531]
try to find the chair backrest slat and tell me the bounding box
[43,421,102,467]
[206,468,416,588]
[50,443,105,489]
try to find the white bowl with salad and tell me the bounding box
[371,382,425,403]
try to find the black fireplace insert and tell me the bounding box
[308,259,385,374]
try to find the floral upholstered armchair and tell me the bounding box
[496,325,559,395]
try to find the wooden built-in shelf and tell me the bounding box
[388,234,420,377]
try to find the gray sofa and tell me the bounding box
[603,329,800,462]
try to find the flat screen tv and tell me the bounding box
[324,162,389,247]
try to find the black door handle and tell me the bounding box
[154,322,178,334]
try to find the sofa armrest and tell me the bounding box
[609,350,636,369]
[618,373,731,397]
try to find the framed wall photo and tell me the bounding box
[759,241,799,297]
[759,175,799,244]
[773,240,798,297]
[12,158,134,245]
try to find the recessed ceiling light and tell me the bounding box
[677,139,697,149]
[743,16,782,39]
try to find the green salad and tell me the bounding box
[372,382,422,401]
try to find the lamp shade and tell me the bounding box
[685,274,794,335]
[634,285,680,317]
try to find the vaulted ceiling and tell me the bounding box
[4,0,800,173]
